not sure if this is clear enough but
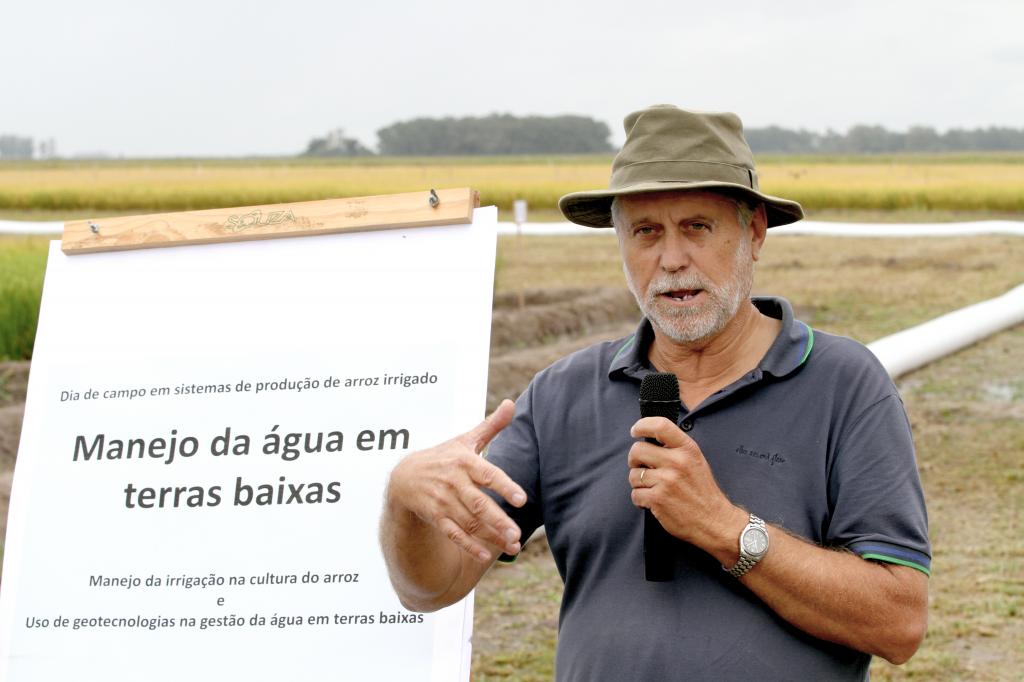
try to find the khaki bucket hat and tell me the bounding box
[559,105,804,228]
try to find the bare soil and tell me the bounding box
[487,287,639,411]
[0,362,28,541]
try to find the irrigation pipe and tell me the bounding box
[488,220,1024,237]
[868,283,1024,379]
[3,219,1023,237]
[773,221,1024,238]
[0,221,63,235]
[497,222,1024,237]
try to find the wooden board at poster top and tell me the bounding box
[62,188,479,254]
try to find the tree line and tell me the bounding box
[0,135,57,159]
[745,125,1024,154]
[6,118,1024,160]
[0,135,33,159]
[304,116,1024,157]
[304,115,614,157]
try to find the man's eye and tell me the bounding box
[634,226,656,236]
[689,222,711,232]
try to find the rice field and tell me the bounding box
[2,154,1024,215]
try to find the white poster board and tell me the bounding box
[0,206,498,681]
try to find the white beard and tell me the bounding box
[624,238,754,345]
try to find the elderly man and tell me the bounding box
[380,105,930,680]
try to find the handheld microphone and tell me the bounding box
[638,372,681,582]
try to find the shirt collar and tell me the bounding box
[608,296,813,382]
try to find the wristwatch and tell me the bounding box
[725,513,769,578]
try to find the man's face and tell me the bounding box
[615,190,765,345]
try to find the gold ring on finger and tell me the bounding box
[639,469,647,486]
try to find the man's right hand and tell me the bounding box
[385,399,526,563]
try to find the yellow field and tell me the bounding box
[760,160,1024,212]
[2,155,1023,215]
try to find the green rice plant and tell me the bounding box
[0,237,49,360]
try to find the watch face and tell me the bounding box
[742,528,769,555]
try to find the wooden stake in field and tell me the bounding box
[514,199,528,310]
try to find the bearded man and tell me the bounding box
[379,105,930,681]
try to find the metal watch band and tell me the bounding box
[726,555,758,578]
[724,514,767,578]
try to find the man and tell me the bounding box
[380,105,930,680]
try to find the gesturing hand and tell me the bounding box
[386,399,527,563]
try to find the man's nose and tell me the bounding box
[658,231,692,272]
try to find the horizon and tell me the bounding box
[7,118,1024,161]
[4,1,1022,157]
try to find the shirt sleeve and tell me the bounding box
[825,393,932,576]
[482,381,544,561]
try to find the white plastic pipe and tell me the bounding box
[868,283,1024,378]
[0,220,64,235]
[3,219,1024,237]
[489,220,1024,237]
[773,220,1024,238]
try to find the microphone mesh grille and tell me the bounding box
[639,372,681,422]
[639,372,679,402]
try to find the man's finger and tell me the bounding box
[627,441,675,470]
[630,416,692,449]
[630,487,652,510]
[450,489,523,556]
[467,453,527,508]
[463,399,516,454]
[629,466,656,489]
[436,517,493,563]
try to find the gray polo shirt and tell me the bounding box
[485,296,930,681]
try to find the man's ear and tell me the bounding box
[750,203,768,261]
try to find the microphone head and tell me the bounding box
[639,371,679,402]
[639,372,681,422]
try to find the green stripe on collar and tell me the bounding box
[799,322,814,365]
[611,335,635,363]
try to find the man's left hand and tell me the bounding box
[627,416,744,552]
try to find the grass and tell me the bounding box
[0,237,49,360]
[3,154,1024,216]
[472,232,1024,681]
[471,553,560,682]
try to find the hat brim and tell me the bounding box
[558,181,804,228]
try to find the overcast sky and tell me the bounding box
[4,0,1022,157]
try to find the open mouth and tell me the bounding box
[660,289,703,302]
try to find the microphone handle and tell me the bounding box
[643,436,676,582]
